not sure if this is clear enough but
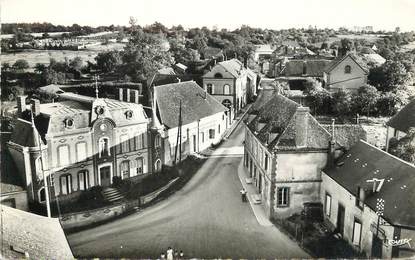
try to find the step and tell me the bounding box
[102,190,121,195]
[107,196,124,202]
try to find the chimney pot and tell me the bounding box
[30,99,40,116]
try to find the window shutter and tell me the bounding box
[353,221,362,245]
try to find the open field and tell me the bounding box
[1,43,125,68]
[336,34,386,42]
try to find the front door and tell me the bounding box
[337,204,345,236]
[371,234,383,258]
[258,174,262,193]
[100,166,111,186]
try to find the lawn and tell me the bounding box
[1,43,125,68]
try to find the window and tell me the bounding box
[206,84,213,94]
[60,174,72,195]
[57,145,70,166]
[136,157,144,175]
[218,124,221,134]
[352,219,362,246]
[39,188,46,202]
[120,160,130,179]
[277,187,290,207]
[155,159,161,172]
[120,134,129,153]
[125,110,133,119]
[99,138,110,157]
[65,118,74,128]
[35,157,43,173]
[209,129,215,139]
[201,132,204,143]
[78,170,89,191]
[356,186,364,209]
[214,73,223,78]
[325,193,332,217]
[264,153,269,171]
[345,65,351,74]
[76,142,87,162]
[155,135,161,148]
[223,84,231,95]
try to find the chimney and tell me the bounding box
[295,106,310,147]
[17,95,27,117]
[126,88,131,102]
[118,88,124,101]
[30,99,40,116]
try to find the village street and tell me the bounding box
[67,122,308,259]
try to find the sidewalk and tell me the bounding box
[237,159,273,227]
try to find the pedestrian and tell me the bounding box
[166,247,174,260]
[179,250,184,259]
[174,249,179,259]
[161,252,166,260]
[240,188,247,202]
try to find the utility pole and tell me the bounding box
[174,100,182,164]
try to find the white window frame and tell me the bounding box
[352,219,362,246]
[76,142,87,162]
[277,187,290,207]
[57,145,70,166]
[325,193,332,217]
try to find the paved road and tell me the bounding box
[67,122,308,259]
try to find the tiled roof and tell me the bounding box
[325,140,415,227]
[154,81,227,129]
[0,206,74,259]
[250,88,278,111]
[1,150,25,194]
[284,59,331,77]
[322,124,367,150]
[218,59,245,78]
[247,94,331,151]
[387,99,415,133]
[325,53,369,74]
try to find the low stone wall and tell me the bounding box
[60,177,179,230]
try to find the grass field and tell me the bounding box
[1,43,125,68]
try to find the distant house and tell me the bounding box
[363,53,386,66]
[152,81,229,165]
[323,53,369,92]
[321,140,415,259]
[202,59,250,120]
[1,206,74,259]
[254,44,275,61]
[279,59,332,78]
[200,46,224,60]
[385,99,415,151]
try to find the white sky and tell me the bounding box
[1,0,415,31]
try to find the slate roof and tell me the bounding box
[247,94,331,151]
[387,99,415,133]
[0,206,74,259]
[324,53,369,74]
[284,59,331,77]
[325,140,415,227]
[250,88,278,111]
[10,118,43,147]
[154,81,227,129]
[203,58,246,79]
[1,150,25,194]
[322,124,367,150]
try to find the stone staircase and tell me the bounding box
[102,187,125,203]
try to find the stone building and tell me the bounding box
[243,94,332,219]
[321,140,415,258]
[323,53,368,92]
[7,93,152,204]
[202,59,252,120]
[152,81,229,166]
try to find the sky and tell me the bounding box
[1,0,415,31]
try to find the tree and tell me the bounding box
[352,85,380,117]
[389,128,415,165]
[368,60,411,91]
[119,30,173,81]
[95,51,122,73]
[2,62,11,72]
[34,63,47,74]
[69,56,83,71]
[331,89,352,117]
[376,92,401,116]
[12,59,30,71]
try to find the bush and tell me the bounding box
[112,176,123,188]
[78,186,104,202]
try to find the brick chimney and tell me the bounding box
[30,99,40,116]
[295,106,310,148]
[17,95,27,117]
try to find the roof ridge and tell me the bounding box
[360,139,415,169]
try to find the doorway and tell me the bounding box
[371,235,383,258]
[193,135,197,152]
[100,166,111,186]
[337,204,345,236]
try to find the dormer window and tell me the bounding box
[345,65,351,74]
[125,110,133,119]
[65,118,74,128]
